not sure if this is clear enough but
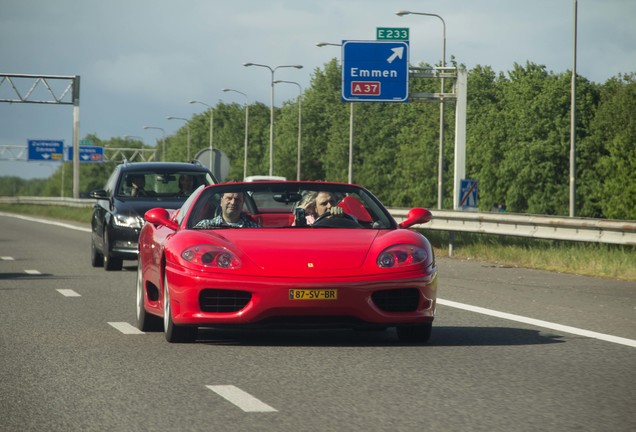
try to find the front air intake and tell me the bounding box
[199,289,251,312]
[371,288,420,312]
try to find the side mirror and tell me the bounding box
[144,208,179,231]
[398,208,432,229]
[89,189,108,199]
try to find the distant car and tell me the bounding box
[136,180,438,343]
[89,161,216,271]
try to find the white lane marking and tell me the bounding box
[206,385,278,412]
[108,322,145,335]
[57,289,81,297]
[24,269,41,275]
[1,256,15,260]
[437,298,636,348]
[0,212,91,233]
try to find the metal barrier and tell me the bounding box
[390,209,636,246]
[1,197,635,246]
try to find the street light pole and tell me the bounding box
[397,10,446,209]
[316,42,354,183]
[222,88,250,179]
[570,0,577,217]
[243,63,303,176]
[273,80,302,180]
[143,126,166,161]
[189,100,215,170]
[166,116,190,160]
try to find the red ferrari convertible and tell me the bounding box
[136,181,438,343]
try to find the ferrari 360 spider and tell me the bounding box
[136,181,438,343]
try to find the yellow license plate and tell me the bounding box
[289,289,338,300]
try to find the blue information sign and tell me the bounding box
[27,140,64,161]
[342,40,409,102]
[459,179,479,209]
[67,145,104,163]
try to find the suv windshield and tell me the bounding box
[118,171,211,198]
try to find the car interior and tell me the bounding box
[185,184,394,229]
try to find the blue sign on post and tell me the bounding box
[342,40,409,102]
[27,140,64,161]
[67,145,104,163]
[459,179,479,209]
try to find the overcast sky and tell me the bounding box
[1,0,635,179]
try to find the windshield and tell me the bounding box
[185,182,396,230]
[117,171,212,199]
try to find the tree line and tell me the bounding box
[2,59,634,220]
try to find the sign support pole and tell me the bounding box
[72,75,81,198]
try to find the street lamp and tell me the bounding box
[397,10,446,209]
[166,116,191,160]
[243,62,303,176]
[143,126,166,161]
[315,42,341,48]
[273,80,302,180]
[222,88,250,180]
[189,100,215,170]
[316,42,355,183]
[570,0,577,217]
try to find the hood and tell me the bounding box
[201,228,382,277]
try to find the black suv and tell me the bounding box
[89,161,216,270]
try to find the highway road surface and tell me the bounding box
[1,212,634,432]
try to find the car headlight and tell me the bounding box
[377,244,428,268]
[113,214,143,228]
[181,245,241,269]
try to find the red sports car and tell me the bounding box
[136,181,438,343]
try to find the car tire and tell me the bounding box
[163,273,197,343]
[103,229,123,271]
[90,236,104,267]
[396,323,432,344]
[136,261,163,332]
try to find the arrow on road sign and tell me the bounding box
[387,47,404,64]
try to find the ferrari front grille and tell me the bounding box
[371,288,420,312]
[199,289,252,312]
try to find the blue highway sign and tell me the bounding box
[342,40,409,102]
[459,179,479,209]
[67,145,104,163]
[27,140,64,161]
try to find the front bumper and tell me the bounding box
[109,225,141,260]
[164,265,438,328]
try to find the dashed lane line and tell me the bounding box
[206,385,278,412]
[57,289,81,297]
[24,269,42,275]
[108,322,145,335]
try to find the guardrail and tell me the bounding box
[2,196,635,246]
[390,209,636,246]
[0,196,94,208]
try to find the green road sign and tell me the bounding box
[376,27,409,40]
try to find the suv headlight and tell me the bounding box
[113,214,143,228]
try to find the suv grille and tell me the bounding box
[199,289,251,312]
[371,288,420,312]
